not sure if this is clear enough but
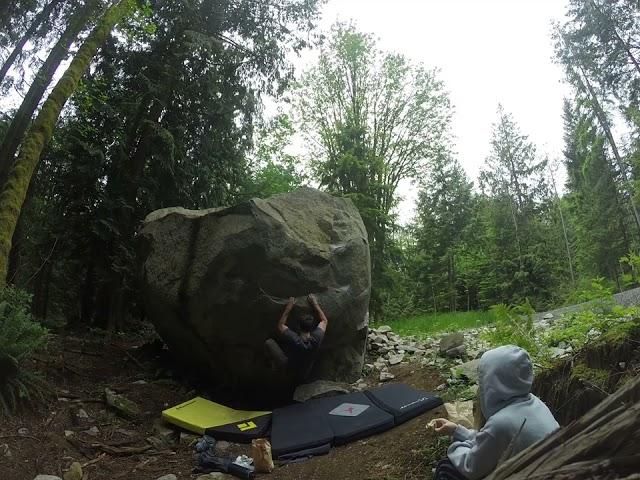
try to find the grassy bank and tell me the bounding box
[382,310,497,338]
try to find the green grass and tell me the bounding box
[380,310,497,338]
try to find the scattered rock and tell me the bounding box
[18,427,29,435]
[619,362,627,369]
[63,462,82,480]
[83,426,100,437]
[64,430,74,439]
[558,341,568,349]
[379,371,395,382]
[152,420,176,441]
[439,332,464,353]
[454,359,481,384]
[131,379,148,385]
[549,347,568,359]
[196,473,234,479]
[104,388,140,419]
[146,436,167,449]
[1,443,12,458]
[293,380,351,403]
[156,475,177,480]
[444,401,474,428]
[180,432,197,445]
[33,476,62,480]
[543,313,554,320]
[215,440,230,454]
[376,326,392,334]
[388,353,404,366]
[76,408,89,419]
[443,345,467,358]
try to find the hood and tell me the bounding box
[478,345,533,419]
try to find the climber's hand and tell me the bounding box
[307,294,318,306]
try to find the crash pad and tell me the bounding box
[271,384,442,459]
[365,383,443,424]
[162,397,271,441]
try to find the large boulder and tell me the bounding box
[139,188,370,392]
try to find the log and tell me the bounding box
[488,375,640,480]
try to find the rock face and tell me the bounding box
[139,188,371,391]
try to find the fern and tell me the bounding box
[0,286,51,415]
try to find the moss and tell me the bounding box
[0,0,135,286]
[571,363,610,390]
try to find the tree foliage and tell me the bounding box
[296,23,452,317]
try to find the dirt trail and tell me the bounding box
[0,333,446,480]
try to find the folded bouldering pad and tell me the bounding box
[365,383,443,424]
[162,397,271,442]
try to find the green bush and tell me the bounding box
[542,304,639,351]
[0,287,48,361]
[0,286,50,415]
[481,300,540,355]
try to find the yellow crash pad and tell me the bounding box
[162,397,270,435]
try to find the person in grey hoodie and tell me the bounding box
[432,345,559,480]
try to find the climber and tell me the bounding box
[431,345,559,480]
[264,294,328,381]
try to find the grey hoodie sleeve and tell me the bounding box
[447,424,509,480]
[453,425,477,442]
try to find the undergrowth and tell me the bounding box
[481,300,539,356]
[421,436,450,480]
[0,286,50,415]
[385,310,496,338]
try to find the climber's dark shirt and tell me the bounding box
[280,327,324,357]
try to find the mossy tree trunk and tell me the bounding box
[0,0,100,190]
[0,0,134,287]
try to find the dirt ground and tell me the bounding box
[0,332,447,480]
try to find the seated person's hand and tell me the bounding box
[432,418,458,436]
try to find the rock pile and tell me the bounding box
[364,324,493,387]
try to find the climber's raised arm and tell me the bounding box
[308,294,328,332]
[277,297,295,334]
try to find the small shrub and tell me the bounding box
[0,286,50,415]
[0,302,48,361]
[542,304,639,351]
[481,300,539,355]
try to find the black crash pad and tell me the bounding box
[270,391,394,457]
[271,384,442,459]
[365,383,443,424]
[270,401,334,458]
[312,391,395,445]
[204,413,272,443]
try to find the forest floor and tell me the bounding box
[0,331,447,480]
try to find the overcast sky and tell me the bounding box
[290,0,573,223]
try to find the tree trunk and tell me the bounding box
[574,64,640,237]
[0,0,65,86]
[0,0,97,190]
[548,163,575,287]
[32,252,54,319]
[487,375,640,480]
[0,0,133,287]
